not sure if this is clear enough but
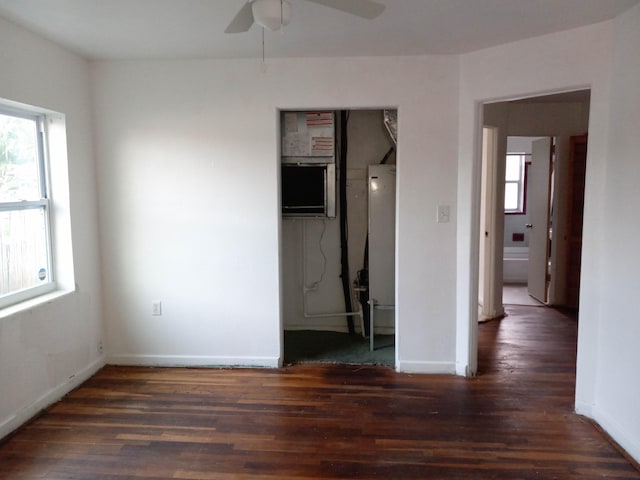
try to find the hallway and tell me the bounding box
[479,304,575,376]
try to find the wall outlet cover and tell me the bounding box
[437,205,451,223]
[152,301,162,316]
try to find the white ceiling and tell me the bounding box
[0,0,637,61]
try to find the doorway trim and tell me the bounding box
[478,126,505,321]
[462,87,591,378]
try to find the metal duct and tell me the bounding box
[383,110,398,146]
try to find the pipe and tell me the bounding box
[303,282,363,319]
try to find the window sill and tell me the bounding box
[0,288,76,320]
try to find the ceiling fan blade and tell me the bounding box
[225,1,255,33]
[305,0,385,19]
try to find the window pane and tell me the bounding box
[0,113,41,202]
[0,208,49,297]
[505,182,519,210]
[505,155,522,181]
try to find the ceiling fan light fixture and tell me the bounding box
[252,0,292,31]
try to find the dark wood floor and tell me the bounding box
[1,306,639,479]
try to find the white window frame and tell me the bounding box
[0,106,56,309]
[504,153,529,214]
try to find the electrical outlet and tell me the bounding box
[152,301,162,316]
[437,205,450,223]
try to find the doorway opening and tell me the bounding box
[503,136,554,306]
[280,109,397,366]
[476,89,590,374]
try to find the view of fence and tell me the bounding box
[0,208,48,296]
[1,112,49,298]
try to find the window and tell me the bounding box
[504,153,528,214]
[0,108,54,308]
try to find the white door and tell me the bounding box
[527,138,552,302]
[479,127,504,320]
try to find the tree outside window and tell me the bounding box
[0,110,53,307]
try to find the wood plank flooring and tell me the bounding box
[1,306,639,479]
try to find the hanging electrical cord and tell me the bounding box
[308,219,327,290]
[302,217,363,323]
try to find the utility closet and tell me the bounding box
[281,109,397,358]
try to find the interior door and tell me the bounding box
[565,135,588,309]
[527,137,553,302]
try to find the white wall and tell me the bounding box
[93,56,459,372]
[0,18,104,439]
[458,14,640,462]
[590,2,640,462]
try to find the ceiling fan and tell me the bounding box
[225,0,385,33]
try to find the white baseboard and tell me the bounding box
[456,362,472,376]
[574,400,593,417]
[397,360,456,374]
[479,311,506,322]
[108,354,280,368]
[0,357,105,441]
[591,406,640,464]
